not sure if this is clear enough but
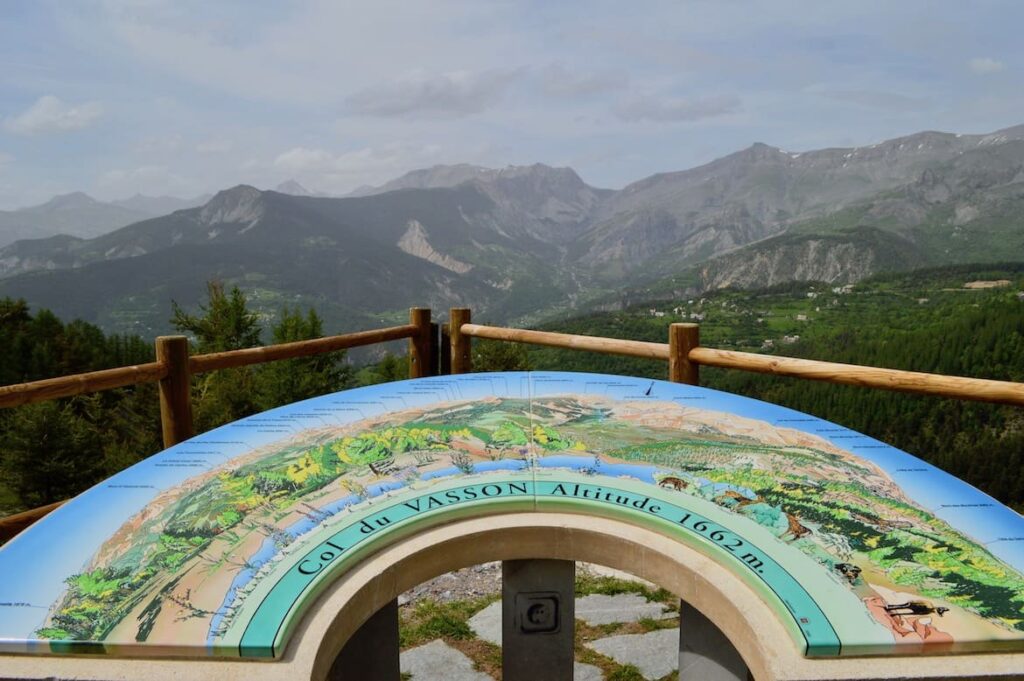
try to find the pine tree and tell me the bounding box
[3,401,105,508]
[473,339,532,371]
[171,282,262,432]
[256,307,352,409]
[171,281,261,352]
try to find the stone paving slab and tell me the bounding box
[467,600,502,646]
[586,628,679,680]
[400,639,493,680]
[575,593,674,626]
[579,563,658,590]
[401,632,603,680]
[574,662,604,680]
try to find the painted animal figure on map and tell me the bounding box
[658,476,688,491]
[834,563,862,584]
[783,513,812,540]
[884,601,949,617]
[714,490,755,508]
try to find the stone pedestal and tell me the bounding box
[679,600,749,681]
[502,559,576,681]
[328,598,400,680]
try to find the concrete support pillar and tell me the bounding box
[502,559,575,681]
[328,598,400,681]
[678,600,749,681]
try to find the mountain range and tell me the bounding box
[0,192,210,249]
[2,124,1024,336]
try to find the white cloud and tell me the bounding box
[0,152,12,166]
[614,94,741,123]
[3,96,104,135]
[345,70,521,118]
[969,57,1006,75]
[88,2,520,106]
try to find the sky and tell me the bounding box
[0,0,1022,209]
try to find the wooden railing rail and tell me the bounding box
[457,319,1024,408]
[0,501,64,542]
[460,323,671,361]
[188,324,418,374]
[0,324,420,410]
[688,347,1024,406]
[0,361,168,409]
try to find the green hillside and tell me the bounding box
[527,264,1024,509]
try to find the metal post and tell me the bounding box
[328,599,400,681]
[502,559,575,681]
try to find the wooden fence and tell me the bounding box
[2,305,1023,540]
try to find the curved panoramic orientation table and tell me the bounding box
[0,372,1022,677]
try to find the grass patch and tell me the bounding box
[575,572,678,608]
[449,638,502,678]
[638,615,679,632]
[608,666,646,681]
[398,594,497,648]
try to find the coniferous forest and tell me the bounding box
[1,265,1023,520]
[0,283,355,517]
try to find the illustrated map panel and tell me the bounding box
[0,372,1022,659]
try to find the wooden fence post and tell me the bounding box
[669,323,700,385]
[439,323,452,375]
[408,308,433,378]
[429,322,441,376]
[155,335,194,448]
[449,308,472,374]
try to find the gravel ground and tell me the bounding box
[397,562,658,607]
[399,561,502,606]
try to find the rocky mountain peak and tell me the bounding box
[493,163,588,188]
[348,164,491,196]
[726,142,784,164]
[39,192,99,211]
[198,185,265,225]
[274,179,314,196]
[348,162,599,199]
